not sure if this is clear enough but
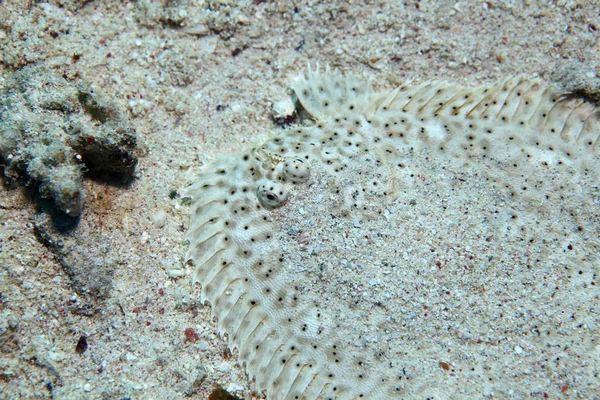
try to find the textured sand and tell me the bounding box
[1,0,599,398]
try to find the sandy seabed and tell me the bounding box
[1,1,599,399]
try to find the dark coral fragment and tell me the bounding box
[0,65,137,216]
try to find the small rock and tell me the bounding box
[184,24,210,36]
[151,210,167,228]
[514,345,523,354]
[167,268,186,278]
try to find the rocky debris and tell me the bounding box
[0,65,137,217]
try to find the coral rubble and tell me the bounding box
[0,65,137,216]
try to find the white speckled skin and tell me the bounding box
[185,66,599,399]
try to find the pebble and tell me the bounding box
[309,245,321,255]
[151,210,167,228]
[167,269,186,278]
[514,345,523,354]
[48,351,66,362]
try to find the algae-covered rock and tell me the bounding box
[0,65,137,216]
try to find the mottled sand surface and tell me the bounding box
[1,1,599,399]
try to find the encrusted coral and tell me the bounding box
[0,65,137,216]
[185,67,599,399]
